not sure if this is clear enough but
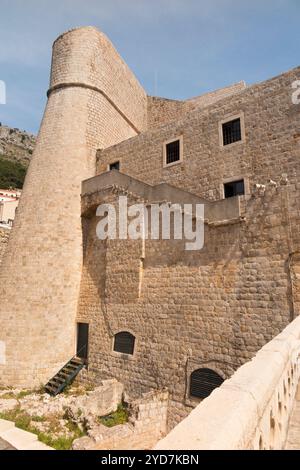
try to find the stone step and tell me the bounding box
[0,426,38,450]
[0,420,54,450]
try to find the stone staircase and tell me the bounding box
[44,357,84,396]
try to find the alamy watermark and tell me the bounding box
[96,196,204,251]
[292,80,300,104]
[0,80,6,104]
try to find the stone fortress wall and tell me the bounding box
[98,66,300,199]
[0,25,299,439]
[155,316,300,450]
[0,26,147,388]
[77,181,300,428]
[79,65,300,427]
[147,81,246,130]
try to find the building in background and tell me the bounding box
[0,189,21,226]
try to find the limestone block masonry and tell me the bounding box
[1,24,300,440]
[155,316,300,450]
[0,26,147,387]
[73,390,169,450]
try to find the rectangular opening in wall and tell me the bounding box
[166,139,180,165]
[224,179,245,198]
[77,323,89,362]
[109,161,120,171]
[222,118,242,146]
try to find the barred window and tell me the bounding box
[190,368,224,399]
[222,118,242,146]
[224,179,245,198]
[113,331,135,355]
[166,139,181,165]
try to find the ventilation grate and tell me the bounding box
[114,331,135,355]
[190,368,224,399]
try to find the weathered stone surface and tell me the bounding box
[0,25,300,445]
[77,181,300,428]
[0,438,15,450]
[0,399,18,413]
[75,50,300,430]
[0,26,147,388]
[285,382,300,450]
[73,389,169,450]
[155,317,300,450]
[0,227,9,265]
[66,379,123,425]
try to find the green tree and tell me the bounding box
[0,156,26,189]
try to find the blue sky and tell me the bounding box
[0,0,299,134]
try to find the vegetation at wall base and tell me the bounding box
[98,403,129,427]
[0,406,86,450]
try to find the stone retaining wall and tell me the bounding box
[73,389,168,450]
[155,316,300,450]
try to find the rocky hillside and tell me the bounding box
[0,124,36,188]
[0,124,36,167]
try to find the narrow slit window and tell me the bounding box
[222,118,242,146]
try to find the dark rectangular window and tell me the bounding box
[224,179,245,198]
[109,161,120,171]
[114,332,135,355]
[222,118,242,146]
[166,139,180,165]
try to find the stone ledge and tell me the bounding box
[0,419,53,451]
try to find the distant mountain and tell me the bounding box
[0,124,36,188]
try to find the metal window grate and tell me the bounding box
[109,161,120,171]
[222,118,242,146]
[114,331,135,355]
[166,140,180,165]
[224,179,245,198]
[190,368,224,399]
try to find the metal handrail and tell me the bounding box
[74,343,88,359]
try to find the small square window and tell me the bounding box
[222,118,242,146]
[109,161,120,171]
[165,139,181,165]
[224,179,245,198]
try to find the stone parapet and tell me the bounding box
[155,316,300,450]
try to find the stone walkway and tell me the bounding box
[285,384,300,450]
[0,438,15,450]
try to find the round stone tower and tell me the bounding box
[0,27,147,387]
